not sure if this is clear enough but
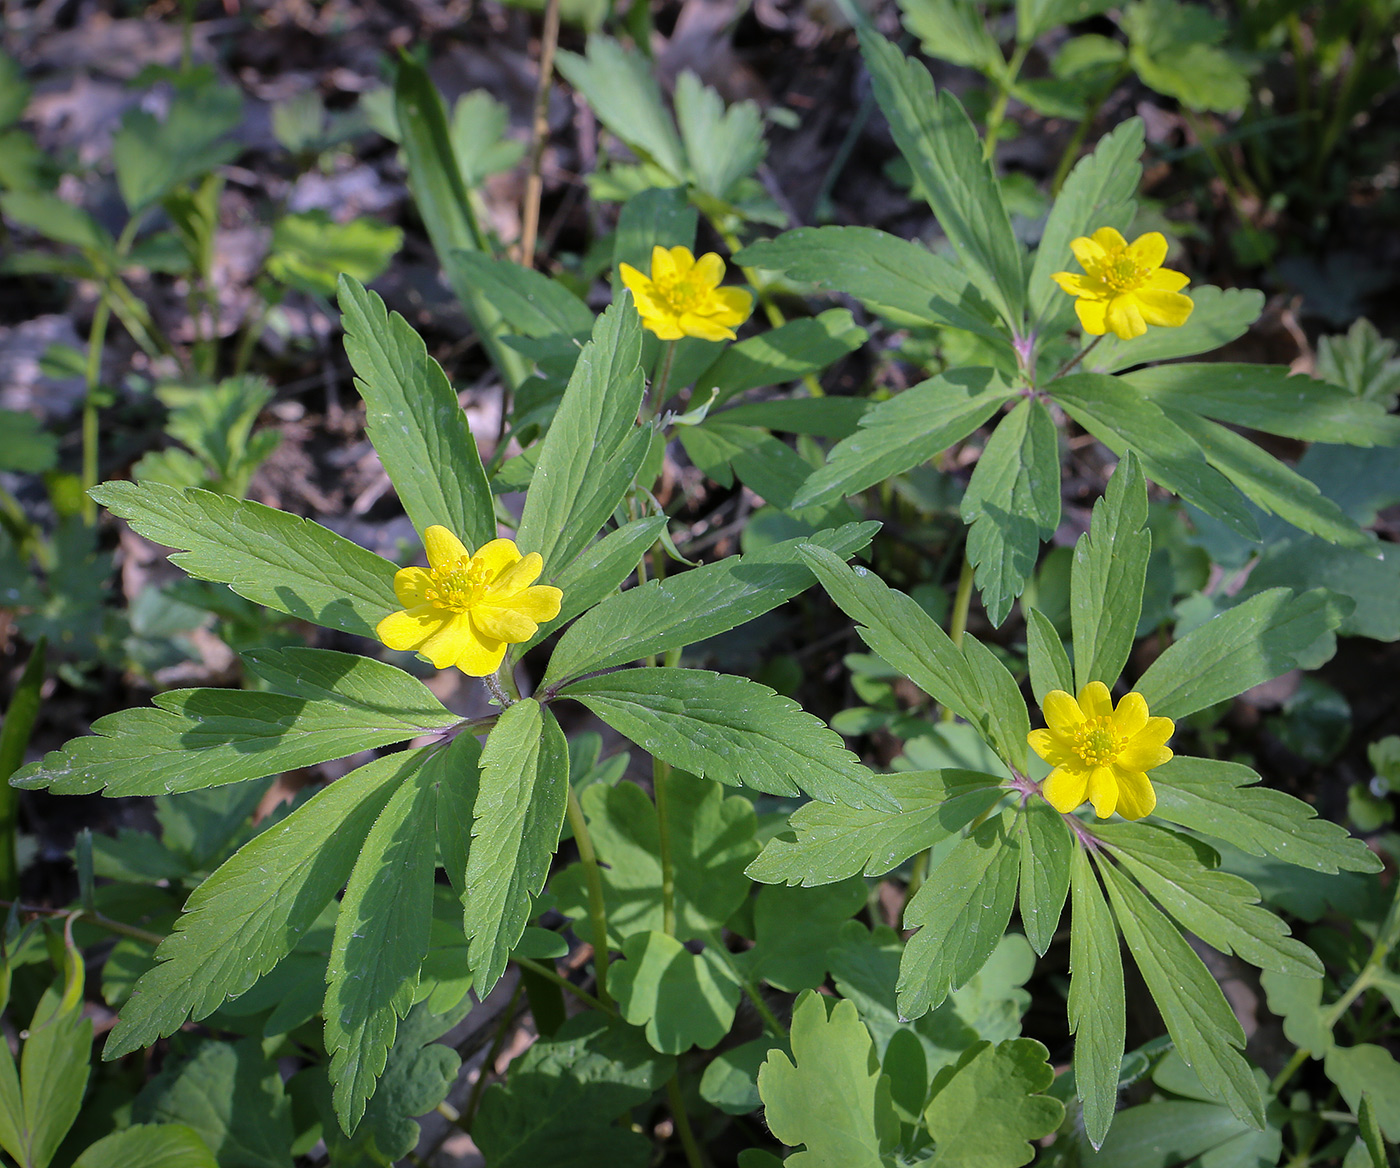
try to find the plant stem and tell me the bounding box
[80,295,113,526]
[564,784,612,1004]
[938,553,976,725]
[461,979,524,1130]
[666,1073,706,1168]
[0,901,164,947]
[1048,333,1104,382]
[984,42,1031,162]
[649,339,678,420]
[517,0,562,269]
[0,639,45,901]
[514,955,615,1015]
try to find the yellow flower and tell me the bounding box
[1051,228,1194,340]
[618,245,753,341]
[1027,682,1175,820]
[376,527,562,677]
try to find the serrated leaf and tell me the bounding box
[323,749,444,1132]
[1096,821,1322,976]
[552,771,757,943]
[0,409,57,474]
[1071,451,1151,690]
[339,277,495,551]
[897,0,1002,70]
[1136,588,1346,720]
[736,226,1004,337]
[860,30,1023,328]
[1098,858,1264,1128]
[133,1038,293,1168]
[1126,363,1400,447]
[105,749,424,1059]
[89,481,398,638]
[1326,1045,1400,1143]
[1017,801,1072,956]
[759,992,898,1168]
[13,650,457,796]
[747,770,1002,887]
[1091,287,1265,372]
[1259,969,1332,1056]
[1051,373,1259,539]
[112,82,243,213]
[678,422,814,509]
[474,1012,674,1168]
[464,700,568,995]
[611,931,741,1053]
[719,397,872,441]
[961,397,1060,627]
[674,70,764,199]
[0,985,91,1168]
[924,1038,1063,1167]
[1317,318,1400,408]
[1068,846,1124,1149]
[697,310,867,404]
[745,879,867,991]
[1030,118,1142,330]
[72,1124,217,1168]
[793,370,1014,509]
[447,251,593,338]
[269,213,401,298]
[561,667,893,810]
[1025,606,1073,704]
[898,811,1020,1018]
[542,522,877,686]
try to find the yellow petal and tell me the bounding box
[473,538,523,581]
[692,252,725,289]
[1105,295,1146,339]
[424,526,470,570]
[490,550,544,595]
[641,313,686,340]
[1143,267,1190,292]
[393,565,433,608]
[376,604,446,652]
[619,263,652,297]
[1074,295,1108,335]
[471,604,537,643]
[454,629,507,676]
[1090,226,1129,254]
[1043,765,1089,814]
[667,245,697,276]
[419,611,480,670]
[650,245,677,283]
[1069,235,1106,269]
[1043,689,1086,735]
[1087,765,1118,818]
[630,282,677,319]
[1111,691,1149,737]
[509,583,563,623]
[709,286,754,324]
[1134,289,1194,328]
[1118,738,1173,771]
[1112,766,1156,819]
[677,313,736,342]
[1052,271,1110,299]
[1077,680,1114,720]
[1028,728,1077,767]
[1125,231,1168,270]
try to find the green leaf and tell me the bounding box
[674,71,764,199]
[745,879,868,992]
[1017,801,1072,957]
[611,186,696,293]
[1259,969,1332,1056]
[447,251,593,338]
[898,811,1020,1018]
[758,991,898,1168]
[89,480,398,638]
[516,299,647,577]
[1317,317,1400,408]
[718,397,872,441]
[897,0,1002,71]
[702,1037,789,1116]
[133,1038,293,1168]
[859,30,1024,329]
[1167,411,1371,548]
[112,82,243,213]
[1083,1097,1279,1167]
[393,54,528,390]
[324,744,442,1132]
[268,212,401,298]
[924,1038,1063,1167]
[1358,1094,1387,1168]
[474,1012,674,1168]
[542,522,877,686]
[1029,118,1141,330]
[1098,858,1264,1128]
[798,545,1027,769]
[339,275,496,553]
[1091,287,1265,372]
[0,409,57,473]
[554,37,686,179]
[1126,364,1400,447]
[0,986,92,1168]
[611,931,741,1053]
[552,771,757,944]
[1325,1045,1400,1143]
[697,310,868,404]
[961,398,1060,627]
[1123,0,1250,112]
[1016,0,1115,48]
[1025,606,1073,704]
[1071,450,1151,690]
[1152,756,1380,875]
[736,226,1004,337]
[1135,588,1346,720]
[1050,373,1259,538]
[1068,847,1124,1149]
[1096,821,1322,977]
[678,422,814,510]
[12,650,457,796]
[0,189,112,252]
[794,370,1013,509]
[72,1124,217,1168]
[450,90,526,187]
[465,699,569,995]
[561,667,893,810]
[747,770,1003,887]
[105,749,425,1058]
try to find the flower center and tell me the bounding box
[1098,253,1147,293]
[656,273,706,314]
[1073,717,1124,767]
[424,556,494,612]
